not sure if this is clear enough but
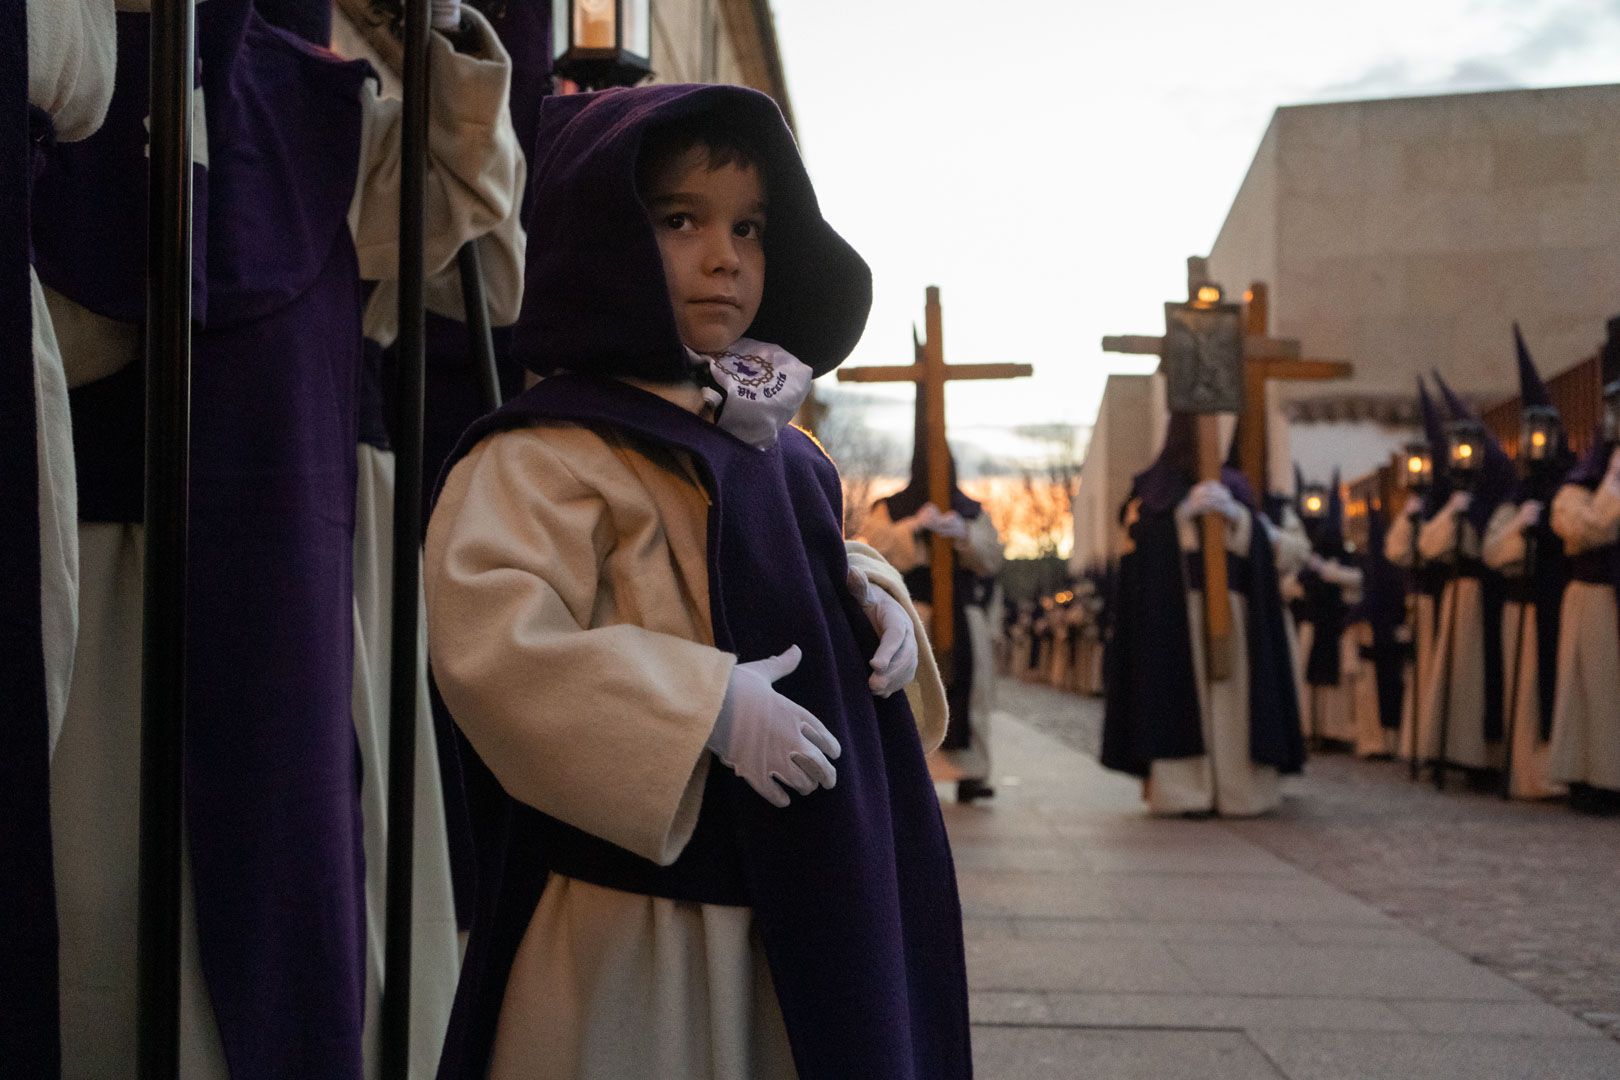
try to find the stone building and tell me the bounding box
[1206,84,1620,490]
[649,0,793,125]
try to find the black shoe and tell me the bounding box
[957,779,996,803]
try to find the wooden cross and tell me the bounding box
[838,286,1033,671]
[1234,282,1352,499]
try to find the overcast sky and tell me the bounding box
[769,0,1620,473]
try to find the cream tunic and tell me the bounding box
[1126,501,1281,818]
[1416,504,1498,771]
[1387,512,1439,765]
[1481,502,1566,799]
[26,0,115,755]
[50,15,522,1077]
[1548,481,1620,792]
[859,503,1006,784]
[425,383,946,1080]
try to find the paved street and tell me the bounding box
[946,680,1620,1078]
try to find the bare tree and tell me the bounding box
[812,394,902,536]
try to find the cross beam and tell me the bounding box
[838,286,1032,668]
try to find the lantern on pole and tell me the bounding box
[1520,405,1561,466]
[1447,418,1486,492]
[1403,442,1433,495]
[1299,483,1328,521]
[553,0,652,89]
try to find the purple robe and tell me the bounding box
[433,376,971,1080]
[2,6,61,1069]
[31,6,376,1075]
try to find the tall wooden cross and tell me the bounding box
[1102,264,1353,679]
[838,286,1033,672]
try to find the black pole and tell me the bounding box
[380,0,430,1074]
[456,242,503,413]
[138,0,194,1076]
[1500,532,1537,800]
[1432,532,1463,792]
[1407,515,1423,782]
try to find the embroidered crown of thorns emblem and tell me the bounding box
[713,350,775,388]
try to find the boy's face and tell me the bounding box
[644,147,767,355]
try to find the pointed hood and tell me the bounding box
[1431,369,1516,532]
[514,84,872,381]
[884,326,979,520]
[1514,323,1553,408]
[1414,375,1453,511]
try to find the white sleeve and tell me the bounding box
[1417,504,1460,562]
[1552,483,1620,556]
[1481,502,1527,573]
[1386,511,1416,567]
[346,7,524,346]
[1318,557,1363,591]
[26,0,115,142]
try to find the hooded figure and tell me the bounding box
[1351,508,1408,757]
[1386,375,1452,765]
[1480,326,1572,798]
[31,2,521,1074]
[859,359,1006,802]
[425,85,968,1080]
[1547,315,1620,803]
[1413,371,1513,779]
[1290,470,1364,747]
[4,2,114,1072]
[1100,412,1304,817]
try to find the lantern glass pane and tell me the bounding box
[576,0,616,50]
[552,0,568,58]
[622,0,651,58]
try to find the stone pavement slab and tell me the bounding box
[947,699,1620,1077]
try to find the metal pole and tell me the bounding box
[1407,518,1423,782]
[381,0,430,1073]
[1500,533,1537,800]
[139,0,194,1075]
[456,242,502,413]
[1432,536,1462,792]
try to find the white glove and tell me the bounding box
[707,647,840,809]
[1403,494,1424,518]
[847,567,918,697]
[1515,500,1543,531]
[1177,480,1244,525]
[1444,491,1472,516]
[1305,552,1327,574]
[431,0,461,31]
[929,510,970,542]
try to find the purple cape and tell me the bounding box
[1295,472,1349,687]
[2,8,61,1070]
[31,7,375,1075]
[432,377,971,1079]
[1355,510,1408,731]
[1101,416,1304,778]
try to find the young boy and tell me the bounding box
[426,85,971,1079]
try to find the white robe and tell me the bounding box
[859,504,1007,784]
[1548,482,1620,792]
[1481,502,1565,799]
[1387,511,1440,765]
[26,0,116,756]
[1347,621,1396,758]
[1416,504,1499,772]
[1291,557,1363,747]
[1135,501,1281,819]
[49,13,521,1076]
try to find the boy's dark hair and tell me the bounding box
[636,113,771,196]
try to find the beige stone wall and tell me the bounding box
[1209,85,1620,403]
[1071,374,1162,571]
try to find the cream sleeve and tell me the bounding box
[845,541,948,752]
[27,0,115,141]
[345,6,525,345]
[1552,482,1620,556]
[858,503,924,573]
[1386,511,1416,567]
[958,512,1006,577]
[1481,502,1527,573]
[425,430,735,867]
[1269,509,1312,578]
[1417,504,1461,561]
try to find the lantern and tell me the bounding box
[1447,419,1486,491]
[1403,441,1433,494]
[552,0,652,90]
[1520,405,1561,466]
[1299,484,1328,521]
